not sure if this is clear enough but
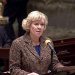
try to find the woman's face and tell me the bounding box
[30,19,46,38]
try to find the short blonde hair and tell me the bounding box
[22,11,48,32]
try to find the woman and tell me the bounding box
[9,11,64,75]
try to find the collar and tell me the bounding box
[23,32,46,45]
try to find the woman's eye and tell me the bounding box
[33,22,45,26]
[41,24,45,26]
[35,23,39,25]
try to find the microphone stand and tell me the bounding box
[48,45,56,75]
[50,46,54,75]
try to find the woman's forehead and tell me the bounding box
[32,19,45,23]
[32,17,45,21]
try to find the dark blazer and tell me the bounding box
[9,33,59,75]
[0,26,11,48]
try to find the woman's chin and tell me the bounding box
[34,34,40,38]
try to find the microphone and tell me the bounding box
[45,38,56,54]
[45,38,56,75]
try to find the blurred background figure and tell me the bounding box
[0,25,11,48]
[2,0,29,41]
[0,1,11,48]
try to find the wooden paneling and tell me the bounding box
[54,38,75,66]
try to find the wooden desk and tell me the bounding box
[0,48,9,72]
[0,48,9,59]
[54,38,75,66]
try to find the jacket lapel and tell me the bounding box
[23,33,49,61]
[29,42,40,59]
[23,33,41,59]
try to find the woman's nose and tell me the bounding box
[38,24,41,28]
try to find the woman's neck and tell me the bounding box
[30,34,40,46]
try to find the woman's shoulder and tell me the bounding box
[12,35,25,44]
[12,33,29,44]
